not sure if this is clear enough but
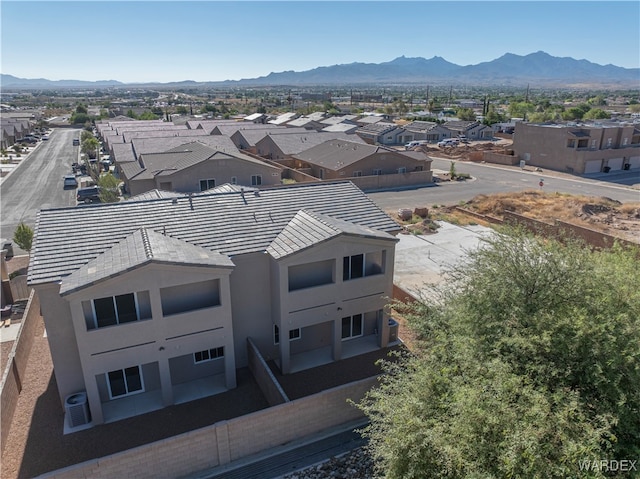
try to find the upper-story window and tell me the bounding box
[567,139,576,148]
[84,291,152,330]
[373,169,382,176]
[343,251,385,281]
[251,175,262,186]
[397,167,407,174]
[199,179,216,191]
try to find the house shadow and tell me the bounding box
[17,368,269,478]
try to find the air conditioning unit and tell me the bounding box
[65,392,91,428]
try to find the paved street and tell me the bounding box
[0,128,81,253]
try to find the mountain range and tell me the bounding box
[2,52,638,89]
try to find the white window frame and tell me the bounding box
[107,365,144,399]
[199,178,216,191]
[274,324,301,344]
[397,167,407,174]
[251,174,262,186]
[91,293,140,329]
[373,169,382,176]
[231,176,237,185]
[194,347,224,364]
[341,314,363,340]
[353,170,362,177]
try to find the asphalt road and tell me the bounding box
[368,156,640,212]
[1,128,81,254]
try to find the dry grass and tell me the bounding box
[391,190,640,243]
[462,190,640,242]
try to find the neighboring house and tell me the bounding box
[128,136,239,161]
[256,132,365,161]
[119,141,281,195]
[512,121,640,174]
[243,113,268,123]
[231,127,309,154]
[285,116,326,131]
[28,181,401,427]
[321,123,360,134]
[268,112,299,126]
[400,121,451,144]
[355,122,405,145]
[442,120,493,140]
[292,139,433,186]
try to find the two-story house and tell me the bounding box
[512,121,640,174]
[28,181,401,429]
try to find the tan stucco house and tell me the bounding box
[119,141,282,195]
[512,121,640,174]
[28,181,401,429]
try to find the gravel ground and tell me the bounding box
[282,447,382,479]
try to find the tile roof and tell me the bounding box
[124,141,276,181]
[60,228,234,296]
[131,136,238,157]
[293,139,382,170]
[267,209,397,259]
[29,181,400,286]
[259,132,365,156]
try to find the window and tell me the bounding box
[199,179,216,191]
[231,176,237,185]
[341,314,363,340]
[353,171,362,177]
[373,169,382,176]
[319,169,324,179]
[92,293,139,329]
[397,167,406,174]
[107,366,143,399]
[343,254,364,281]
[194,347,224,363]
[251,175,262,186]
[567,139,576,148]
[274,324,301,344]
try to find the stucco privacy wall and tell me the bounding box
[38,377,377,479]
[1,290,40,454]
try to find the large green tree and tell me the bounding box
[357,229,640,478]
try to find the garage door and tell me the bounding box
[584,160,602,174]
[607,157,624,171]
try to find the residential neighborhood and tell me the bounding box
[1,85,639,479]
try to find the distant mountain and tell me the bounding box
[2,52,638,89]
[0,74,123,88]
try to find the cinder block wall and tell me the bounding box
[1,290,40,453]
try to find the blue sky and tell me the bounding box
[2,1,639,83]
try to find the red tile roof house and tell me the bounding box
[28,181,401,429]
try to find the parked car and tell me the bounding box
[438,138,460,147]
[63,175,78,188]
[73,139,80,146]
[19,137,37,144]
[76,186,101,203]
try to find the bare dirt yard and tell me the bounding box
[396,190,640,244]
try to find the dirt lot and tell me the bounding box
[397,190,640,244]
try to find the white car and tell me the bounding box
[438,139,459,147]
